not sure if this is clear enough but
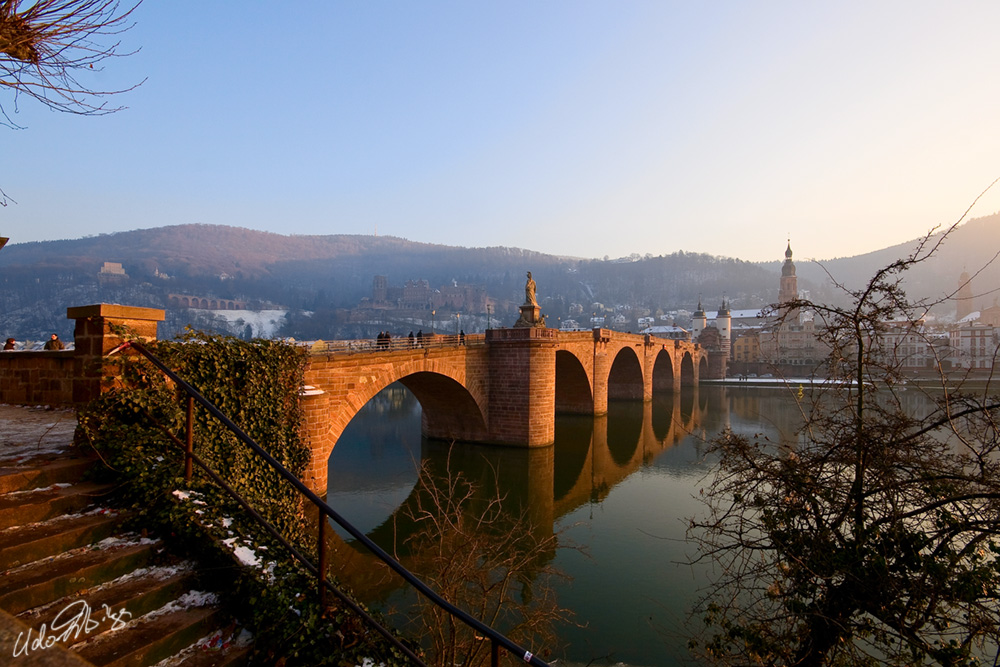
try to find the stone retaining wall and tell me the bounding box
[0,351,76,405]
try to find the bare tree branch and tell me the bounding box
[0,0,144,126]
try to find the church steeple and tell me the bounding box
[778,240,799,322]
[781,240,796,278]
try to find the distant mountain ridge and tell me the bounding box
[1,224,504,278]
[1,215,997,340]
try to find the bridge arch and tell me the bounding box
[555,349,593,414]
[397,372,489,444]
[698,355,709,380]
[651,349,675,394]
[680,351,695,387]
[305,354,491,492]
[608,347,643,400]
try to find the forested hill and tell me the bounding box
[0,223,782,310]
[1,217,995,340]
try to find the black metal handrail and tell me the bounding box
[116,340,551,667]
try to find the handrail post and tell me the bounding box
[492,638,500,667]
[184,396,194,482]
[318,504,329,613]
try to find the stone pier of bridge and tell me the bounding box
[301,328,713,493]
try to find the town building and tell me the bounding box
[876,319,934,370]
[758,242,829,375]
[949,322,999,370]
[98,261,129,284]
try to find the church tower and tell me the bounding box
[779,241,800,323]
[692,297,707,341]
[956,270,975,321]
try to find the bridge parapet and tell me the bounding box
[308,333,485,356]
[485,327,557,342]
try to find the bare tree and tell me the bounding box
[1,0,143,205]
[689,183,1000,666]
[390,451,574,667]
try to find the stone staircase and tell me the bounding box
[0,409,252,666]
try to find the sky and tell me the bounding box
[3,1,1000,262]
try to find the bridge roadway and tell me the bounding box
[300,327,711,494]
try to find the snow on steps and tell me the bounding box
[0,431,250,666]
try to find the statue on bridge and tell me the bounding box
[515,270,545,328]
[524,271,538,307]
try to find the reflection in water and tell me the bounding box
[326,385,422,538]
[553,415,594,504]
[606,400,643,466]
[325,383,945,666]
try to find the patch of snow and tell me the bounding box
[94,535,159,549]
[148,590,219,619]
[5,482,73,496]
[222,537,261,568]
[0,506,117,535]
[210,310,288,339]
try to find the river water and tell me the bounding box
[325,383,822,666]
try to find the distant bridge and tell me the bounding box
[301,328,714,493]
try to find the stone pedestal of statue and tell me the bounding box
[514,304,545,328]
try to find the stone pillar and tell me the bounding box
[591,328,611,416]
[673,344,684,393]
[299,385,332,495]
[485,327,557,446]
[67,304,165,404]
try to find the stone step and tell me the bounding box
[0,537,157,614]
[0,457,96,495]
[74,595,227,667]
[143,625,253,667]
[17,562,199,649]
[0,481,115,530]
[0,509,124,571]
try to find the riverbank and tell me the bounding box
[707,374,1000,391]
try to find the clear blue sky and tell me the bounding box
[4,1,999,262]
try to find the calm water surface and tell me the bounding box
[325,384,845,666]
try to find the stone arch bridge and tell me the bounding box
[302,328,714,493]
